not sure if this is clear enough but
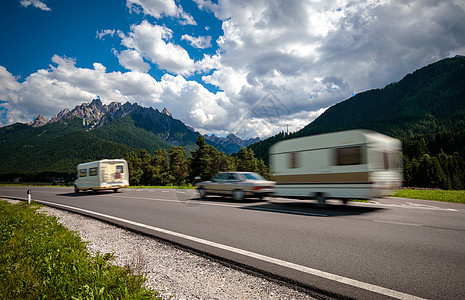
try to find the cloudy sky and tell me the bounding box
[1,0,465,139]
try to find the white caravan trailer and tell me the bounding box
[269,130,403,204]
[74,159,129,193]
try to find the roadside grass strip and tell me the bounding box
[392,189,465,204]
[0,200,160,300]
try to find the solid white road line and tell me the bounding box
[26,197,424,300]
[373,220,423,227]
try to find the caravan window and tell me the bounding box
[79,169,87,177]
[383,152,389,169]
[289,152,300,169]
[389,152,402,170]
[371,151,385,169]
[371,151,401,170]
[116,165,124,173]
[336,146,363,166]
[89,167,98,176]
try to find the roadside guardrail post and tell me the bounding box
[27,190,32,204]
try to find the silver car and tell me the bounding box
[196,172,275,201]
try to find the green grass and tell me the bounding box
[391,189,465,204]
[0,200,161,299]
[350,199,369,203]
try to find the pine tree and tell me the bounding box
[152,149,171,185]
[237,147,257,172]
[190,135,217,180]
[124,151,143,186]
[139,149,153,185]
[170,146,188,185]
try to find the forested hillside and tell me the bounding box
[92,116,172,154]
[250,56,465,189]
[0,120,133,181]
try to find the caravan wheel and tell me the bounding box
[74,186,79,193]
[315,193,326,205]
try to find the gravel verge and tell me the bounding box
[2,199,317,299]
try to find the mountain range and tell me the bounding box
[204,134,260,154]
[27,99,260,153]
[28,99,198,149]
[0,99,258,179]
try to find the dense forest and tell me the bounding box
[124,135,271,186]
[401,124,465,189]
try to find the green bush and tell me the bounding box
[0,201,160,299]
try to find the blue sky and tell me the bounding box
[1,0,465,138]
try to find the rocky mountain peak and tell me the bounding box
[30,114,49,127]
[49,108,70,123]
[161,107,172,117]
[30,99,124,128]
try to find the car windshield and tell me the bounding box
[213,174,227,181]
[242,173,265,180]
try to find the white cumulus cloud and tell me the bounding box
[126,0,196,25]
[119,21,195,75]
[96,29,116,40]
[114,49,151,72]
[181,34,212,49]
[20,0,51,11]
[159,74,233,132]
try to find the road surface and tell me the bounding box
[1,186,464,299]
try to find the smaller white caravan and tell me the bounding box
[74,159,129,193]
[269,130,403,204]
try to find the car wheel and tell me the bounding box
[233,189,244,201]
[113,189,119,193]
[198,188,207,199]
[74,185,79,193]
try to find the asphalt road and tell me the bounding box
[2,186,464,299]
